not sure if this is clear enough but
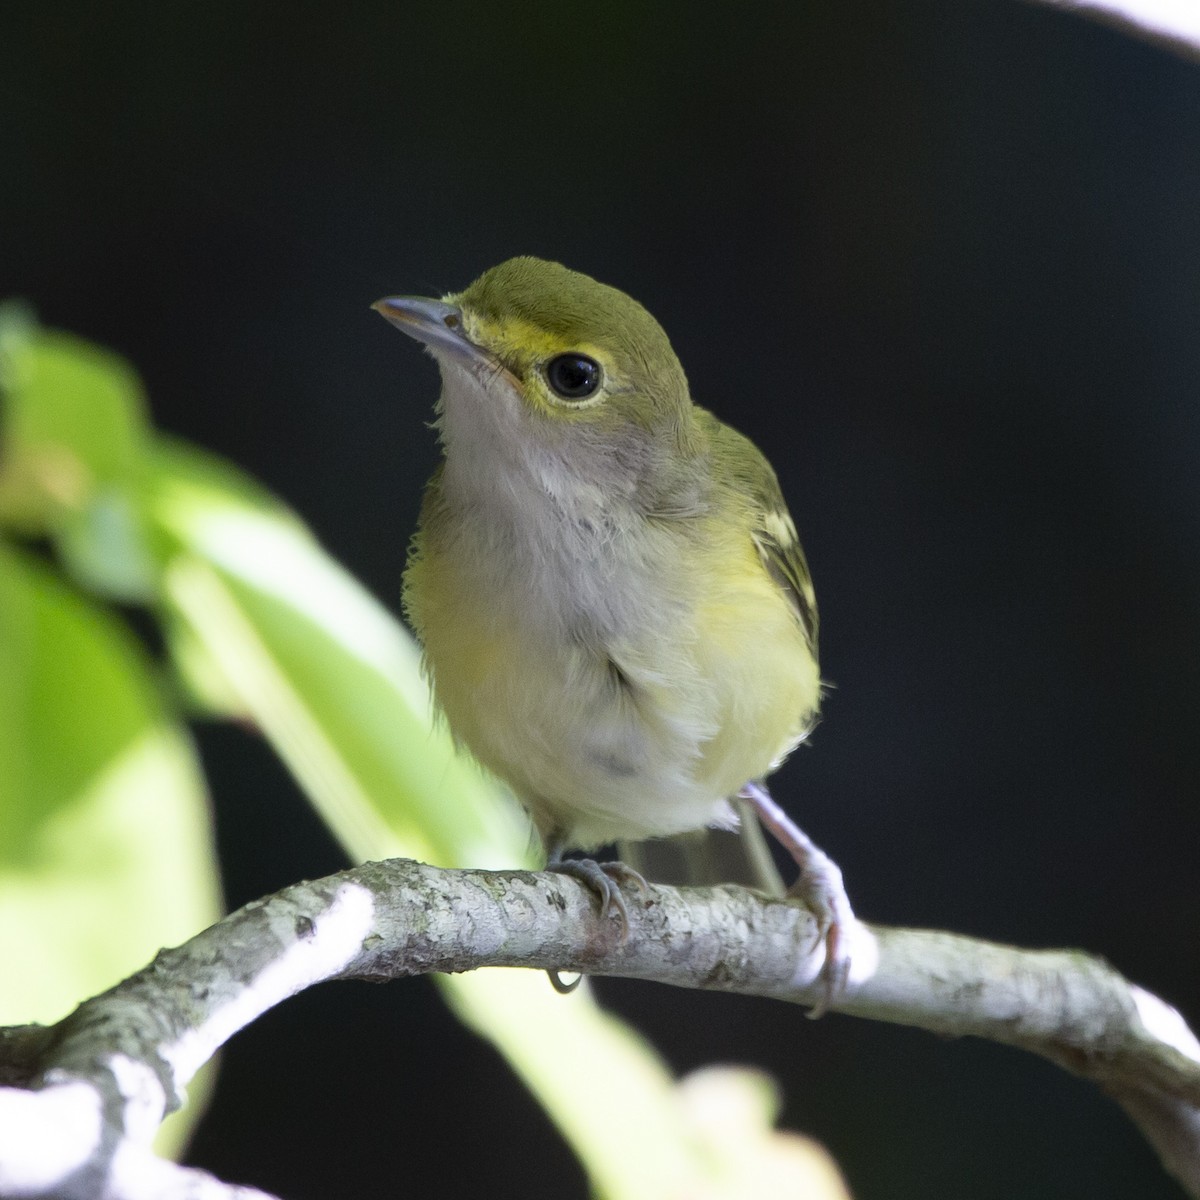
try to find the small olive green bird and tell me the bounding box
[374,257,855,1004]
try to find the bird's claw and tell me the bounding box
[548,858,648,941]
[739,780,857,1018]
[787,851,855,1018]
[544,858,648,994]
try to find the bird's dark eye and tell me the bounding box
[545,354,602,400]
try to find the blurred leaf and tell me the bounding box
[56,487,158,602]
[0,318,155,599]
[0,327,224,1156]
[0,320,148,511]
[677,1067,852,1199]
[150,438,532,867]
[446,975,849,1200]
[0,541,222,1024]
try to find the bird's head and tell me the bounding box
[374,257,695,450]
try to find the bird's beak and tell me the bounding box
[371,296,493,369]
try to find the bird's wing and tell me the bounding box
[701,409,820,658]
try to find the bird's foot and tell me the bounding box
[544,858,648,994]
[547,858,648,942]
[739,782,857,1018]
[784,848,854,1018]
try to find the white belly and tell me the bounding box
[407,504,817,849]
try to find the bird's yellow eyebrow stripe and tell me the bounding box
[457,311,605,366]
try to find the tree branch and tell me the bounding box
[1022,0,1200,62]
[2,859,1198,1199]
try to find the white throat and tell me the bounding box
[435,356,633,528]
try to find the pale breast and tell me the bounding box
[405,489,818,849]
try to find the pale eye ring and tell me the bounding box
[545,354,602,401]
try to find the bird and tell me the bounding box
[373,257,855,1008]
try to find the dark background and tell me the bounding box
[3,1,1199,1197]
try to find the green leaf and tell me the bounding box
[150,438,532,869]
[0,318,156,600]
[0,542,222,1026]
[0,321,148,516]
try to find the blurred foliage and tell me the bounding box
[0,313,847,1198]
[0,308,222,1155]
